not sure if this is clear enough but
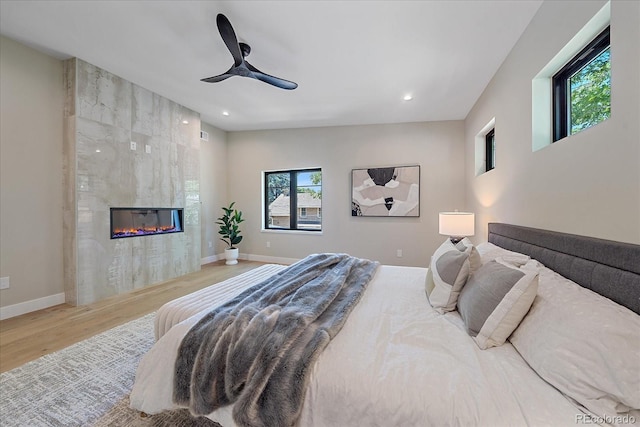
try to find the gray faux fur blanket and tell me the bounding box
[173,253,379,427]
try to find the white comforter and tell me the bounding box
[130,264,582,426]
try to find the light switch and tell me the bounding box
[145,144,151,154]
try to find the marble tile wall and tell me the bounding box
[63,58,201,305]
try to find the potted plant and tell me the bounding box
[216,202,244,265]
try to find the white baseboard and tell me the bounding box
[202,253,298,266]
[244,253,299,265]
[0,292,66,321]
[201,254,222,265]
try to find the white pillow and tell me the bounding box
[425,238,479,313]
[509,266,640,419]
[476,242,530,266]
[458,237,482,271]
[457,260,539,349]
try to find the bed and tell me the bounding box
[130,223,640,426]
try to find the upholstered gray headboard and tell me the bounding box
[488,223,640,315]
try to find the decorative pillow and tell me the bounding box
[457,237,482,271]
[457,260,539,349]
[509,266,640,420]
[476,242,530,266]
[425,238,479,313]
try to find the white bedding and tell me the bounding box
[154,264,287,340]
[130,263,585,426]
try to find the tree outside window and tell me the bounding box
[569,48,610,135]
[553,26,610,141]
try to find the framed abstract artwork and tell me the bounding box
[351,165,420,217]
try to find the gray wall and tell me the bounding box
[226,121,466,266]
[200,122,228,259]
[465,0,640,244]
[0,36,65,311]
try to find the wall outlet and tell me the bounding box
[396,249,403,258]
[208,241,212,248]
[130,141,137,150]
[266,241,271,248]
[0,276,9,290]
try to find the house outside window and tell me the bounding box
[264,168,322,231]
[552,26,610,142]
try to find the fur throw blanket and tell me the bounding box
[173,253,379,427]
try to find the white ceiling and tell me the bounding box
[0,0,542,132]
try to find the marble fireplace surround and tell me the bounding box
[63,58,201,306]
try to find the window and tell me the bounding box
[485,128,495,172]
[264,168,322,231]
[475,118,495,176]
[552,26,610,142]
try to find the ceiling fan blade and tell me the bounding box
[216,14,243,67]
[201,73,234,83]
[246,61,298,90]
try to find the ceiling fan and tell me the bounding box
[201,14,298,90]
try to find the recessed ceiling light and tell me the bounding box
[95,149,101,153]
[222,111,230,116]
[182,119,189,124]
[403,94,413,101]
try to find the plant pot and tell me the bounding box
[224,248,239,265]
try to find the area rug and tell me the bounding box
[0,313,220,427]
[92,395,219,426]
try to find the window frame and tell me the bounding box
[263,168,322,232]
[485,128,495,172]
[552,26,610,142]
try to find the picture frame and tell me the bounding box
[351,165,420,217]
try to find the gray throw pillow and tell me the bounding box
[457,260,539,349]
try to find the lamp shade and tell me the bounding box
[439,212,475,237]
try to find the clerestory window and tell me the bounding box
[485,128,495,172]
[552,26,610,142]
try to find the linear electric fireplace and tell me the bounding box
[110,207,183,239]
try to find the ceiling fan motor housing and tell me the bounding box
[239,42,251,58]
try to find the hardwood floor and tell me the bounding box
[0,260,266,373]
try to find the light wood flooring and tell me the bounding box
[0,260,266,373]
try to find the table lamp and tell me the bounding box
[439,211,475,244]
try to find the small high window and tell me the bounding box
[485,128,495,172]
[552,26,610,142]
[264,168,322,231]
[474,118,495,176]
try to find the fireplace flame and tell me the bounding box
[112,226,178,237]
